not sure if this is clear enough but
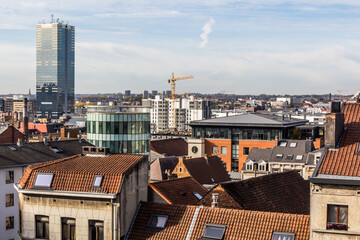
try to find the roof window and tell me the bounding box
[296,155,303,160]
[279,142,287,147]
[286,155,293,160]
[202,224,226,240]
[8,146,16,151]
[289,143,297,148]
[146,214,168,230]
[276,154,283,159]
[49,146,63,153]
[193,192,203,200]
[271,231,295,240]
[92,175,103,188]
[33,173,54,188]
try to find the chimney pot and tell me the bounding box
[211,193,219,208]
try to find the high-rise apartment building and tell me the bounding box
[36,20,75,119]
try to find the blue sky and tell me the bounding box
[1,0,360,95]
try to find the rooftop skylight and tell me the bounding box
[286,155,293,160]
[279,142,287,147]
[202,224,226,240]
[276,154,283,159]
[33,173,54,188]
[93,175,103,188]
[193,192,203,200]
[271,231,295,240]
[289,143,297,148]
[146,214,168,230]
[296,155,303,160]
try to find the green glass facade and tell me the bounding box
[87,112,150,154]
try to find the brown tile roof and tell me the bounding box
[150,138,188,156]
[200,171,310,215]
[183,156,231,184]
[318,103,360,176]
[149,177,208,205]
[126,202,310,240]
[18,154,145,194]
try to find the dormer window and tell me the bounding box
[258,164,266,171]
[33,173,54,188]
[93,175,103,188]
[279,142,287,147]
[271,232,295,240]
[147,214,168,231]
[246,163,253,171]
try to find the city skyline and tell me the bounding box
[1,1,360,95]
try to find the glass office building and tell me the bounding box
[87,112,151,154]
[36,22,75,119]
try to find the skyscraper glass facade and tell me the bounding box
[36,23,75,119]
[87,112,150,154]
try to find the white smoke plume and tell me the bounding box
[199,18,215,48]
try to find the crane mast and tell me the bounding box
[167,72,194,131]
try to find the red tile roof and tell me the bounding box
[318,103,360,176]
[126,202,310,240]
[202,171,310,214]
[150,138,188,156]
[18,154,145,194]
[149,177,208,205]
[183,156,231,184]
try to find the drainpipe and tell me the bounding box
[111,199,118,240]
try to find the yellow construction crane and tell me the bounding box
[168,72,194,130]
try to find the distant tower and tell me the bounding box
[36,17,75,119]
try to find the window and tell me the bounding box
[212,146,218,154]
[286,155,293,160]
[191,146,198,153]
[327,205,348,230]
[5,171,14,184]
[146,214,168,230]
[92,175,103,188]
[246,163,253,171]
[289,142,297,148]
[276,154,283,159]
[179,167,183,173]
[36,215,49,239]
[259,164,266,171]
[221,146,227,155]
[6,216,14,230]
[271,232,295,240]
[296,155,303,160]
[62,218,76,240]
[89,220,104,240]
[193,192,203,200]
[279,142,287,147]
[243,147,249,155]
[202,224,226,240]
[34,173,54,188]
[6,194,14,207]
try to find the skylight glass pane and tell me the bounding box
[296,155,303,160]
[276,154,283,159]
[193,192,203,200]
[203,224,226,239]
[289,143,297,148]
[147,215,168,230]
[279,142,287,147]
[34,173,53,187]
[286,155,293,160]
[272,232,295,240]
[93,175,103,187]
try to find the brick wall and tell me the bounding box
[0,126,25,144]
[205,139,232,171]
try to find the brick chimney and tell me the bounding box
[211,193,219,208]
[325,102,344,149]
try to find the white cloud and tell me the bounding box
[199,18,215,48]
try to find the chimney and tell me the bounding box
[211,193,219,208]
[325,102,344,149]
[23,98,29,142]
[43,137,48,145]
[274,135,278,146]
[289,113,292,120]
[17,138,23,147]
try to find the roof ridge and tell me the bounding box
[28,154,81,170]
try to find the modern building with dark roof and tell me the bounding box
[188,112,308,172]
[199,171,310,215]
[242,139,324,180]
[15,148,149,239]
[125,201,310,240]
[310,102,360,238]
[148,177,208,205]
[0,139,93,240]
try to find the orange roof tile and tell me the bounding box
[149,177,208,205]
[126,202,310,240]
[18,154,145,194]
[318,103,360,176]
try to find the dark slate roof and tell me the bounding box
[269,140,314,164]
[149,177,208,205]
[190,113,308,128]
[220,171,310,214]
[183,156,230,184]
[246,148,272,162]
[150,138,188,156]
[0,139,93,168]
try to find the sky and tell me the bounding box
[1,0,360,95]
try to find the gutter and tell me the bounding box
[14,184,117,199]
